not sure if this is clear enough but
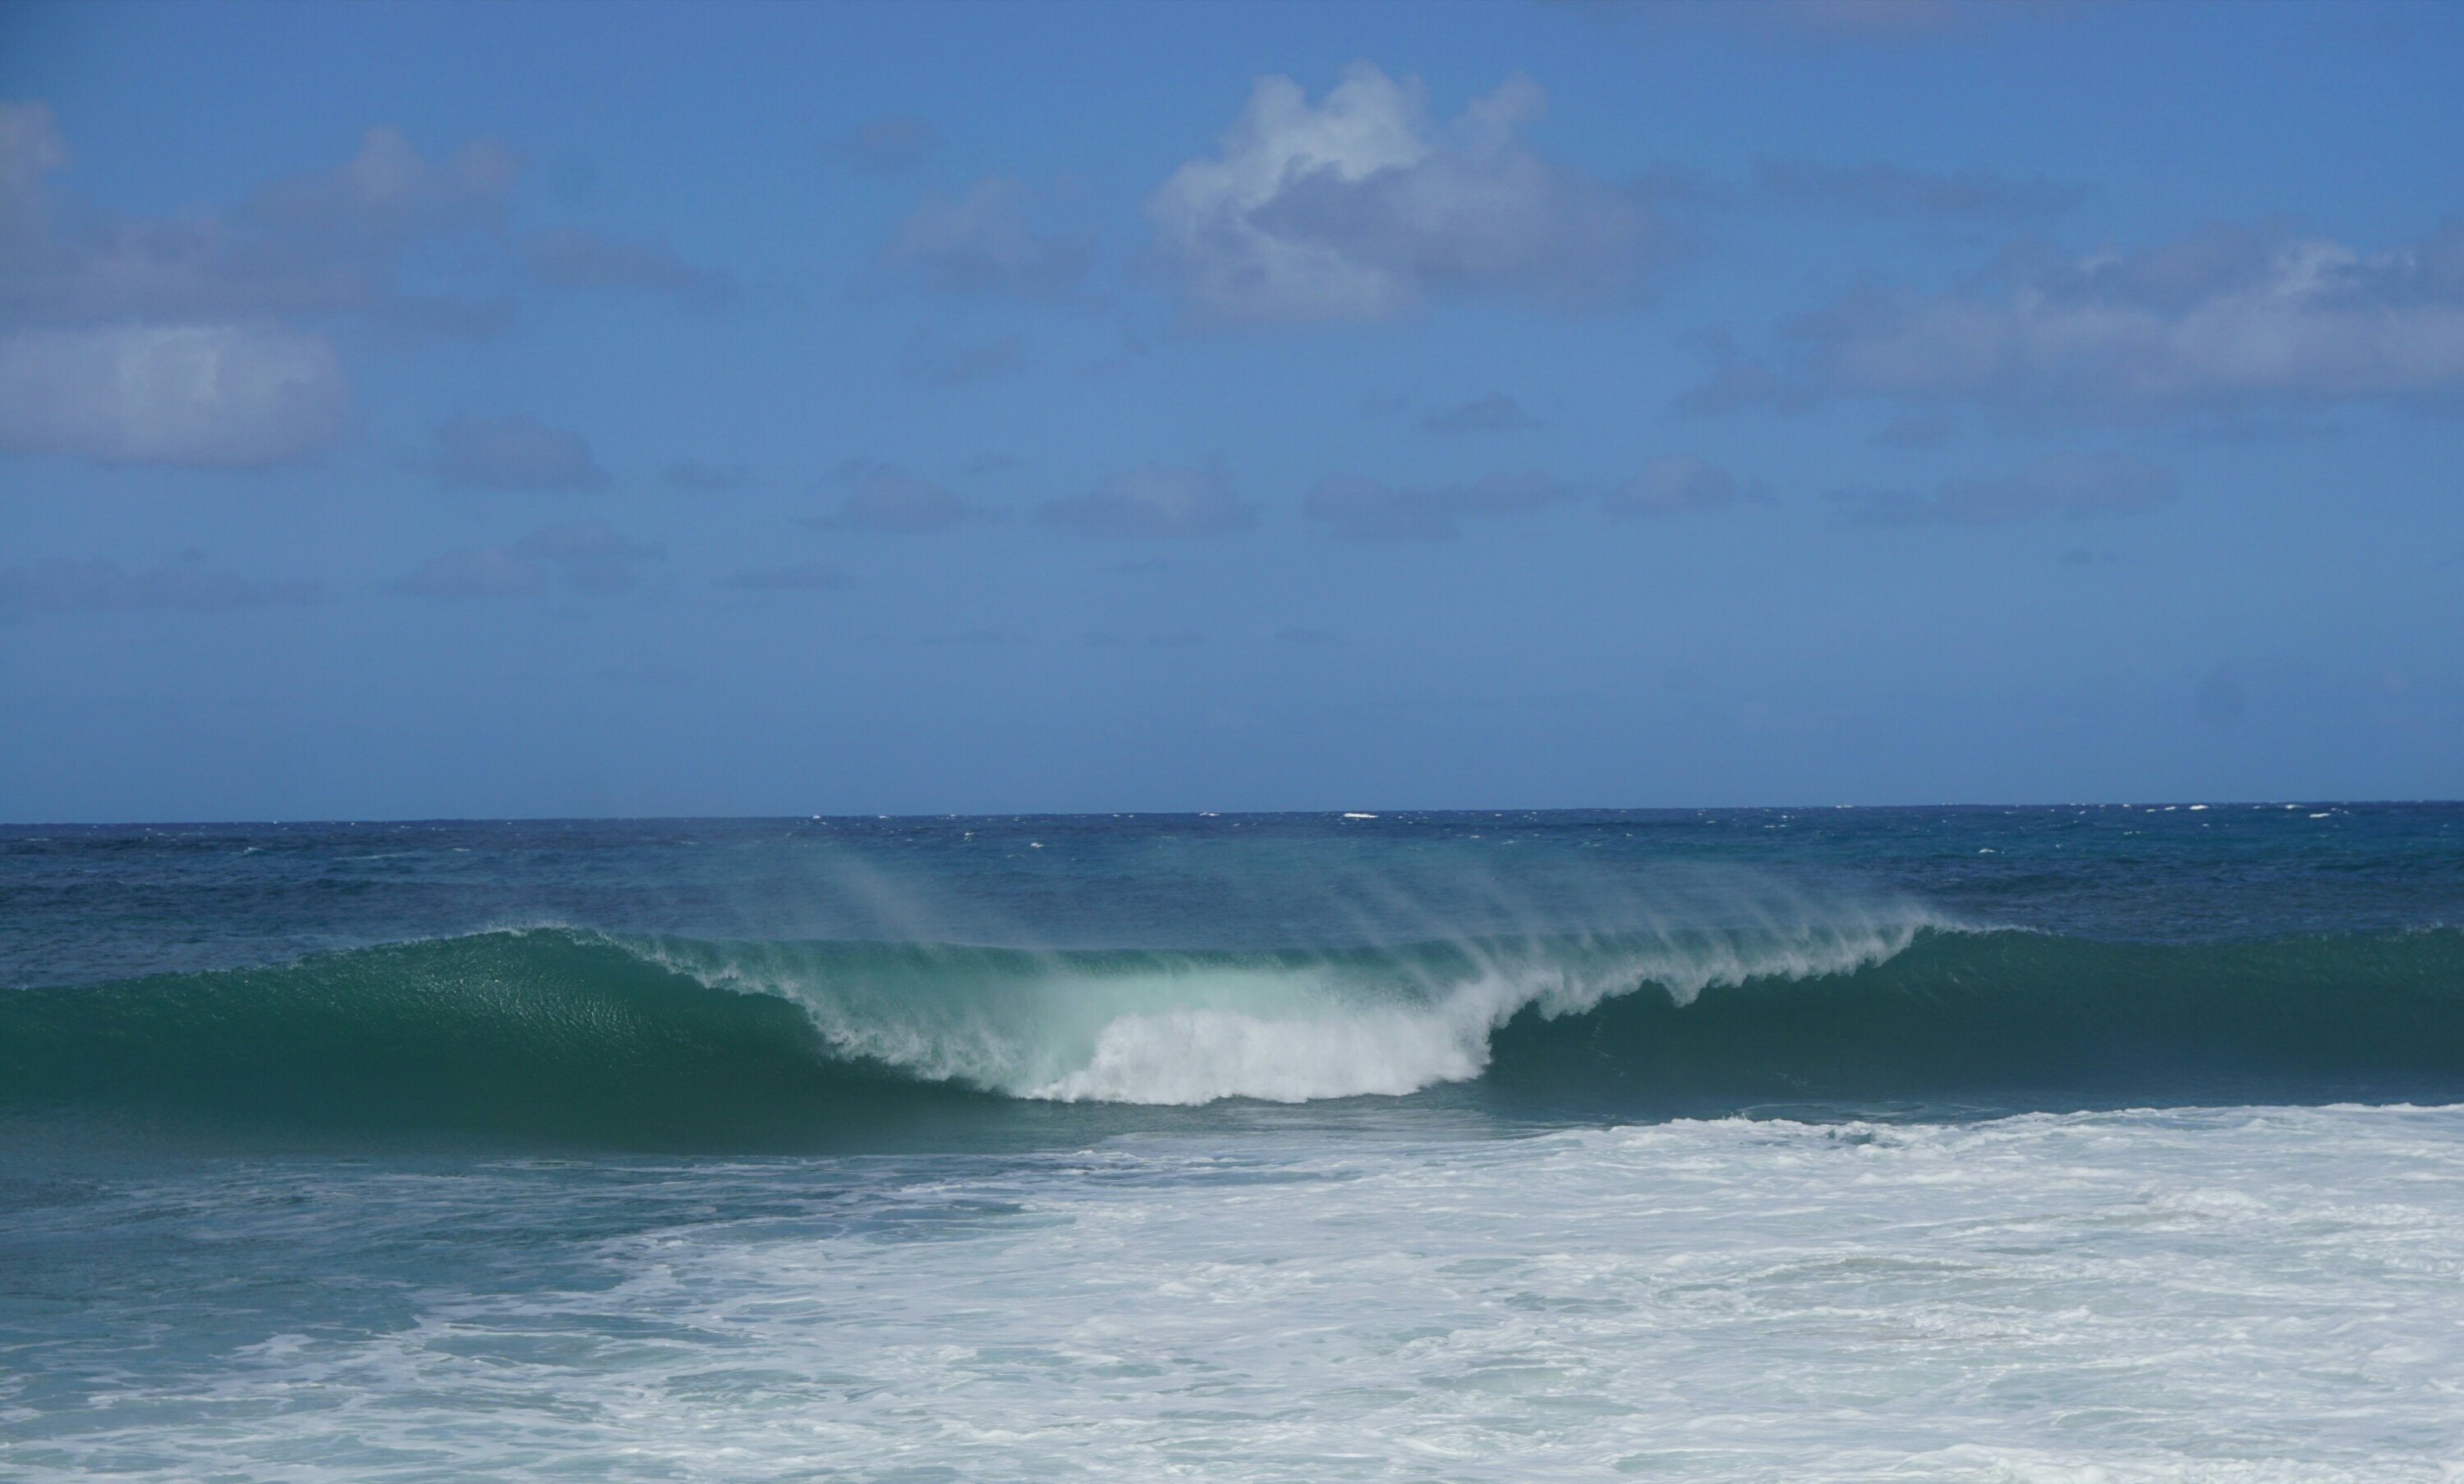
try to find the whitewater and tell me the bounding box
[4,806,2462,1479]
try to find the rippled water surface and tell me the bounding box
[3,806,2459,1478]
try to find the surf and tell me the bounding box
[4,922,2462,1148]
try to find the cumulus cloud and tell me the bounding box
[1604,455,1745,517]
[1754,159,2085,221]
[806,462,989,532]
[524,227,733,307]
[0,118,516,330]
[393,519,660,598]
[1831,451,2177,526]
[721,560,853,592]
[877,177,1093,298]
[1418,392,1537,433]
[1305,470,1570,540]
[0,556,320,617]
[1037,458,1256,538]
[246,124,515,246]
[0,108,585,471]
[414,415,609,491]
[1146,64,1661,324]
[0,324,347,466]
[1706,223,2464,420]
[0,107,731,477]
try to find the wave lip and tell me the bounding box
[653,915,1934,1105]
[4,921,2463,1148]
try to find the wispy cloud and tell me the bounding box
[1037,459,1256,538]
[1754,158,2085,221]
[1418,393,1538,434]
[524,227,734,308]
[0,558,321,617]
[824,114,940,175]
[1604,455,1750,517]
[901,330,1028,386]
[411,416,610,492]
[806,462,992,532]
[393,520,660,597]
[663,459,754,492]
[1832,452,2177,526]
[1306,471,1570,540]
[0,107,515,334]
[1695,224,2464,421]
[0,324,347,467]
[876,177,1093,299]
[720,560,853,592]
[1577,0,2053,44]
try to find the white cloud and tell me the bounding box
[246,124,515,247]
[1038,459,1256,537]
[1147,64,1659,324]
[0,324,347,466]
[1,118,518,329]
[1726,223,2464,420]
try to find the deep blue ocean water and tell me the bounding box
[3,805,2461,1479]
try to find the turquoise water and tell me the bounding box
[3,806,2461,1477]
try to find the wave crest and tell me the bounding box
[650,914,1932,1104]
[6,919,2462,1147]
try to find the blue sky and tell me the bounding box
[2,0,2460,820]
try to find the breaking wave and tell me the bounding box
[5,918,2462,1147]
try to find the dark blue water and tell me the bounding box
[3,804,2460,1148]
[6,805,2462,1482]
[7,803,2458,986]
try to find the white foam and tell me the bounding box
[660,907,1936,1105]
[1032,1002,1487,1102]
[20,1105,2459,1482]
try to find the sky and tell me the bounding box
[1,0,2460,820]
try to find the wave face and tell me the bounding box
[6,921,2463,1147]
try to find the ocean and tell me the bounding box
[2,805,2461,1480]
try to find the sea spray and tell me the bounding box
[7,922,2464,1146]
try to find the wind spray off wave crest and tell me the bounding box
[654,898,1943,1105]
[10,919,2464,1146]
